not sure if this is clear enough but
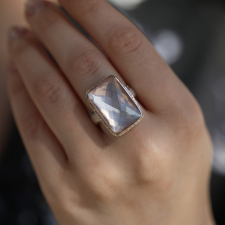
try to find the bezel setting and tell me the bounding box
[86,75,144,137]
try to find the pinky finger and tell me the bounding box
[7,61,67,200]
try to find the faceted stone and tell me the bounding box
[87,76,143,134]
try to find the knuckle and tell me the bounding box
[109,27,144,56]
[90,177,122,204]
[133,141,163,184]
[34,74,63,104]
[125,122,172,184]
[67,49,101,80]
[135,149,174,187]
[82,161,125,204]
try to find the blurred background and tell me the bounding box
[0,0,225,224]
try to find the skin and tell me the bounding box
[0,0,56,157]
[6,0,216,224]
[0,0,26,156]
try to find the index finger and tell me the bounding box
[59,0,198,114]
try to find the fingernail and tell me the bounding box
[25,0,46,16]
[8,26,26,43]
[8,60,18,74]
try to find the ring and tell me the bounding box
[90,85,136,124]
[86,75,144,137]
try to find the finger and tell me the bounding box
[24,0,126,111]
[7,27,103,160]
[6,61,66,197]
[58,0,198,113]
[24,0,147,137]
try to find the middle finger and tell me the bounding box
[25,0,126,112]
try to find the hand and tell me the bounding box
[6,0,215,224]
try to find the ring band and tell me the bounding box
[90,111,102,124]
[86,75,144,137]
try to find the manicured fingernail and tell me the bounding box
[25,0,46,16]
[8,26,26,43]
[8,60,18,74]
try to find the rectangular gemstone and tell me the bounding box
[87,75,143,136]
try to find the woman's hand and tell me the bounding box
[6,0,215,224]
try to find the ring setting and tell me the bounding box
[86,75,144,137]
